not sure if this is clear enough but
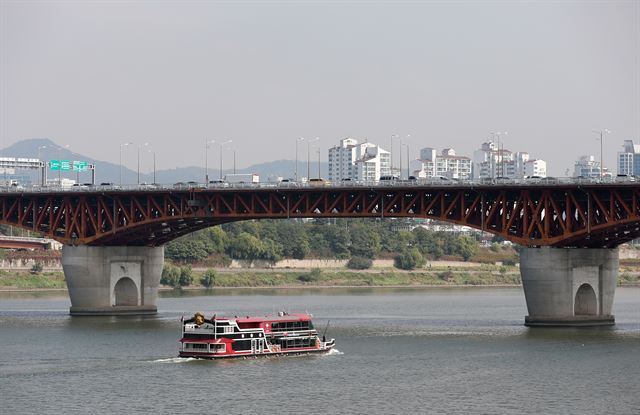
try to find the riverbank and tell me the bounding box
[2,266,639,291]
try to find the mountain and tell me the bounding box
[1,138,328,184]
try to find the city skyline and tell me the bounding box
[1,1,638,176]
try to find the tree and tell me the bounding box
[278,223,310,259]
[179,265,193,287]
[165,239,210,262]
[226,232,265,260]
[394,248,425,270]
[225,232,282,261]
[349,224,381,259]
[203,227,228,253]
[200,269,216,288]
[457,235,478,261]
[321,226,351,259]
[161,263,181,287]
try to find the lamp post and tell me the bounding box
[317,148,321,179]
[403,143,410,179]
[593,129,611,179]
[307,137,319,181]
[137,142,148,184]
[148,149,156,184]
[120,142,133,186]
[219,139,232,180]
[204,139,215,183]
[37,145,47,186]
[37,145,47,161]
[295,137,305,181]
[390,134,398,176]
[491,131,508,178]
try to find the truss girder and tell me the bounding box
[2,185,639,247]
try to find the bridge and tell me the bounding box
[0,235,61,250]
[3,180,638,325]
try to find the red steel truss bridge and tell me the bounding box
[2,183,640,247]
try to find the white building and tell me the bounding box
[412,148,472,179]
[328,138,390,181]
[473,141,546,179]
[617,140,640,176]
[574,155,606,178]
[524,159,547,177]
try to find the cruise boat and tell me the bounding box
[179,311,336,359]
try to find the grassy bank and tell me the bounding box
[0,270,66,289]
[195,268,524,288]
[2,267,639,290]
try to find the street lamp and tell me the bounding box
[593,129,611,179]
[307,137,319,181]
[120,142,133,186]
[219,139,232,180]
[148,149,156,184]
[204,139,215,183]
[491,131,508,178]
[402,143,410,179]
[137,142,149,184]
[37,145,47,185]
[390,134,399,176]
[37,145,47,161]
[295,137,305,181]
[233,148,236,174]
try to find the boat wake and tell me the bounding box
[325,348,344,356]
[151,357,198,364]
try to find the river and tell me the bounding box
[1,287,639,414]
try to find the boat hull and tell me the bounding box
[179,345,335,360]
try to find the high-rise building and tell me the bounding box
[328,138,390,181]
[617,140,640,176]
[472,141,546,179]
[412,148,471,179]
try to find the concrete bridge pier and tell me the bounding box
[520,246,617,326]
[61,246,164,316]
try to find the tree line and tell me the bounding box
[165,219,479,270]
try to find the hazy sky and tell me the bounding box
[1,0,638,175]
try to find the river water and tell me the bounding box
[1,287,639,414]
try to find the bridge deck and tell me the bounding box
[1,181,639,247]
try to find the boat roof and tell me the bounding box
[213,313,313,323]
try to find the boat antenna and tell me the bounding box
[322,320,331,338]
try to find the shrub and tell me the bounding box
[161,263,180,287]
[179,265,193,287]
[200,269,216,288]
[346,256,373,270]
[297,268,322,283]
[394,248,425,270]
[30,262,43,274]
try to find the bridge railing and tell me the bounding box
[0,176,635,193]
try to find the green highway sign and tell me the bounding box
[73,161,88,172]
[50,160,90,172]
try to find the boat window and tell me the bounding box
[184,343,208,351]
[209,344,226,353]
[232,340,252,351]
[216,326,234,334]
[270,321,311,332]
